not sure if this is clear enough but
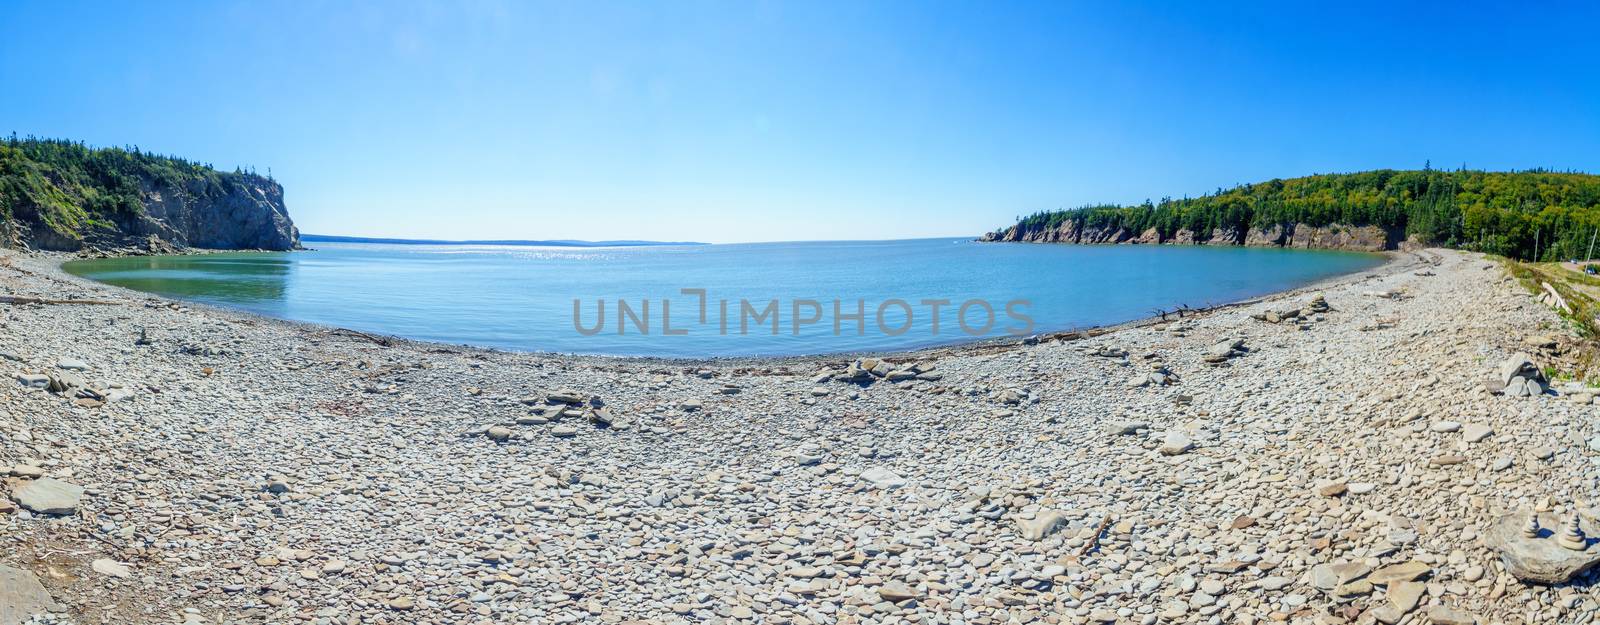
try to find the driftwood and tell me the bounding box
[0,295,119,306]
[1076,515,1115,557]
[331,328,395,347]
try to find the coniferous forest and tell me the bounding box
[994,168,1600,260]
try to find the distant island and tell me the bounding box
[301,234,707,247]
[982,168,1600,260]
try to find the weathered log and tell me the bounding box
[0,295,119,306]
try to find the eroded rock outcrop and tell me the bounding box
[982,220,1400,252]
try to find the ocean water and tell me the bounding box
[63,238,1384,358]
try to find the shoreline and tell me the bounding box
[44,247,1410,367]
[1,245,1585,625]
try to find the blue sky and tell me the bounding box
[3,1,1598,243]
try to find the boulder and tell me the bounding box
[0,564,57,625]
[1204,339,1244,362]
[1486,511,1600,584]
[1498,354,1544,387]
[12,477,83,515]
[1158,430,1194,456]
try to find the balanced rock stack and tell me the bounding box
[1494,353,1547,397]
[1127,362,1177,388]
[1085,345,1128,358]
[1254,293,1329,327]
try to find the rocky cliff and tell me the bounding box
[979,221,1402,252]
[1,139,300,253]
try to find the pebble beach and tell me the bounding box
[4,247,1600,625]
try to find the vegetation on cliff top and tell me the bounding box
[0,136,271,246]
[998,168,1600,260]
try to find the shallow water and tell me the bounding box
[64,238,1384,357]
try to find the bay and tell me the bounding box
[64,237,1384,357]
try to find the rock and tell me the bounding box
[1259,576,1292,591]
[1348,482,1376,495]
[859,467,906,489]
[1204,339,1244,362]
[45,371,85,394]
[1462,423,1493,443]
[264,475,291,493]
[14,373,48,389]
[1315,480,1348,497]
[1311,562,1370,592]
[12,477,83,515]
[1387,580,1424,613]
[1015,510,1070,540]
[1498,353,1543,387]
[1103,421,1148,436]
[56,358,89,370]
[91,559,131,578]
[485,426,512,441]
[0,564,57,624]
[551,425,578,438]
[7,466,43,479]
[793,446,824,466]
[547,390,585,404]
[1366,560,1430,585]
[387,597,415,610]
[1486,511,1600,584]
[877,581,918,602]
[1425,605,1476,625]
[1430,421,1461,433]
[1158,430,1194,455]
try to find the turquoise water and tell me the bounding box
[63,238,1384,357]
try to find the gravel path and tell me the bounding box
[2,247,1596,625]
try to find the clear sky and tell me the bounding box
[3,1,1598,243]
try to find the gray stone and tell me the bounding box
[13,477,83,515]
[859,467,905,489]
[1498,353,1543,386]
[1462,423,1493,443]
[1425,605,1477,625]
[0,564,57,625]
[1015,510,1070,540]
[1158,430,1194,455]
[1486,511,1600,584]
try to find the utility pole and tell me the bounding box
[1534,228,1540,262]
[1587,227,1597,263]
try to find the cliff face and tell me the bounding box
[1,140,300,253]
[979,221,1400,252]
[9,174,299,253]
[128,175,300,251]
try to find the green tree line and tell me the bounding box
[1000,168,1600,260]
